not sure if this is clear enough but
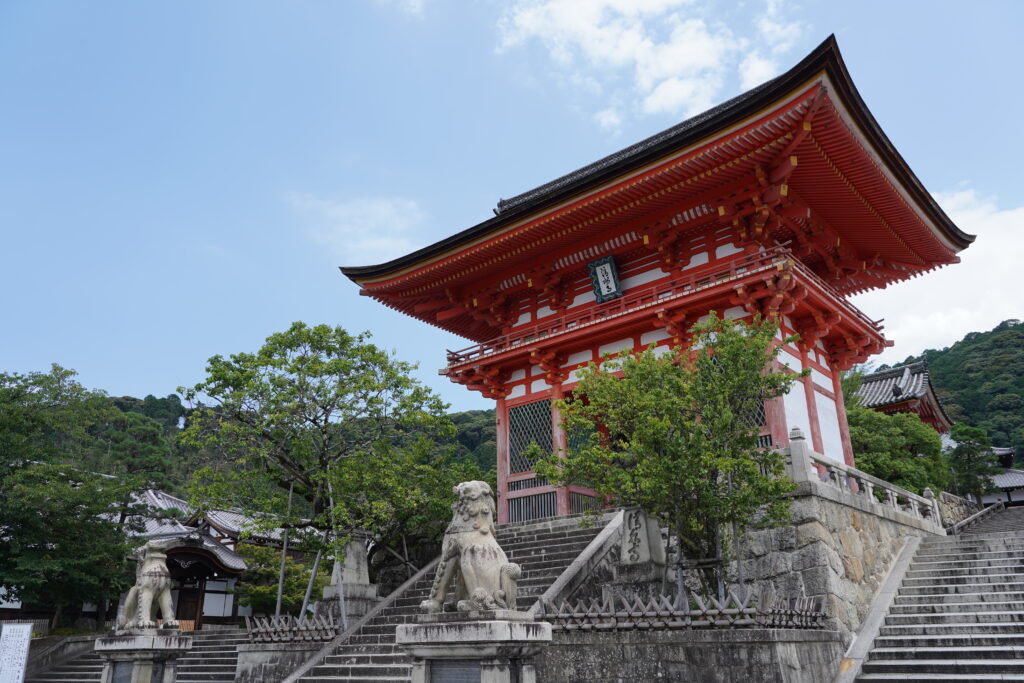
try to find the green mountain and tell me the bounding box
[895,319,1024,460]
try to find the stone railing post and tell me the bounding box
[786,427,813,484]
[923,487,942,525]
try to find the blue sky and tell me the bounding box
[2,1,1021,412]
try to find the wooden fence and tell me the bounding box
[538,585,826,631]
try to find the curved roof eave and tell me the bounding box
[341,35,973,285]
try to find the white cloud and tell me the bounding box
[739,52,776,90]
[850,189,1024,364]
[288,193,425,264]
[497,0,805,126]
[594,107,623,130]
[376,0,425,17]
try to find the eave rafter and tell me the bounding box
[448,364,510,399]
[530,348,568,384]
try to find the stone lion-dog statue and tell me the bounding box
[119,539,179,629]
[420,480,522,613]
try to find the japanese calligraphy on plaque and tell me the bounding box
[587,256,622,303]
[0,622,32,683]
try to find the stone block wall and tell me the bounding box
[740,479,944,644]
[536,629,844,683]
[938,490,980,527]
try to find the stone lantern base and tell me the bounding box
[94,630,192,683]
[396,611,551,683]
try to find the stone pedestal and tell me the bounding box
[396,611,551,683]
[94,630,191,683]
[315,536,380,623]
[603,507,667,601]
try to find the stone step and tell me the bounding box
[901,572,1024,587]
[875,634,1024,649]
[895,591,1024,605]
[880,622,1024,636]
[899,581,1024,596]
[890,601,1024,615]
[868,646,1024,661]
[917,542,1024,554]
[858,674,1024,681]
[885,611,1024,626]
[909,556,1024,570]
[862,659,1024,675]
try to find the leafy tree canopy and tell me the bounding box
[948,423,1001,502]
[845,404,948,495]
[180,322,485,575]
[232,543,329,616]
[894,319,1024,462]
[0,463,145,625]
[535,314,799,592]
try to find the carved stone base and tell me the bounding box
[315,582,380,622]
[396,613,551,683]
[94,630,192,683]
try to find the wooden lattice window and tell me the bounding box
[508,399,552,474]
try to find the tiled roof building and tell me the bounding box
[855,361,952,433]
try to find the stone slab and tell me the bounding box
[397,620,551,647]
[95,633,192,653]
[416,610,534,624]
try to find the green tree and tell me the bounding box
[180,322,469,575]
[846,405,948,495]
[232,544,329,615]
[535,314,798,594]
[0,463,145,628]
[948,424,1001,502]
[0,365,113,468]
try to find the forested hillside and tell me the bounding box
[895,319,1024,459]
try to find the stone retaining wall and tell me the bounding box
[741,479,944,644]
[536,629,844,683]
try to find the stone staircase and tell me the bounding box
[25,626,246,683]
[857,506,1024,681]
[295,515,606,683]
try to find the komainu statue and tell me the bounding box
[420,480,522,613]
[119,539,179,629]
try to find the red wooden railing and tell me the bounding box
[445,247,882,368]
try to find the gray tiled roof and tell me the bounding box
[855,361,931,408]
[994,468,1024,490]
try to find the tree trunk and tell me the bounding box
[51,603,63,631]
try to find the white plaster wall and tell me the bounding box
[565,350,594,366]
[816,394,845,462]
[509,368,526,382]
[779,348,802,372]
[599,337,634,356]
[811,367,832,390]
[507,385,526,399]
[568,290,597,309]
[723,306,747,319]
[641,328,671,346]
[620,268,664,290]
[782,381,812,439]
[531,379,550,393]
[716,243,744,259]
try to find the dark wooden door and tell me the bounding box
[176,588,203,631]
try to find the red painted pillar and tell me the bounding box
[496,397,511,524]
[766,359,790,447]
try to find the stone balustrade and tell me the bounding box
[784,428,943,530]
